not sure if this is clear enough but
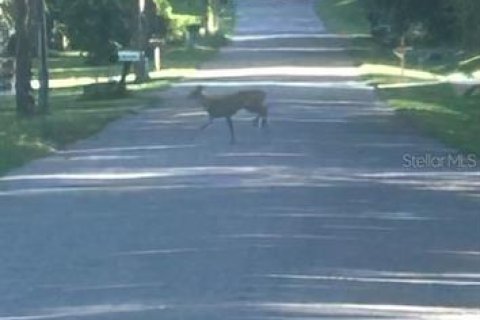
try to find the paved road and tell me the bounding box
[1,1,480,319]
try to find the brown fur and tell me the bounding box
[188,86,268,143]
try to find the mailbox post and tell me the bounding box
[393,36,412,77]
[149,39,165,72]
[135,0,148,83]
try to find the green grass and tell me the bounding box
[0,89,154,176]
[380,84,480,154]
[315,0,396,69]
[0,6,235,176]
[316,0,480,155]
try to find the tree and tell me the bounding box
[0,0,14,27]
[1,0,15,55]
[48,0,131,65]
[48,0,169,65]
[449,0,480,50]
[363,0,457,46]
[205,0,220,35]
[14,0,35,117]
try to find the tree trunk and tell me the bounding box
[35,0,49,114]
[119,62,131,86]
[205,0,219,35]
[14,0,35,117]
[134,0,148,83]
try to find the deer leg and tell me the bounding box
[199,117,213,131]
[252,115,260,128]
[226,116,236,144]
[192,117,213,141]
[261,116,268,128]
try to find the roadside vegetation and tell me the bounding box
[0,0,234,176]
[316,0,480,154]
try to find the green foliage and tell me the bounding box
[381,84,480,154]
[450,0,480,50]
[47,0,169,65]
[0,0,13,28]
[316,0,370,35]
[0,1,13,55]
[361,0,480,50]
[154,0,173,16]
[316,0,480,154]
[362,0,457,46]
[0,89,152,175]
[168,0,206,15]
[48,0,133,64]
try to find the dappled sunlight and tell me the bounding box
[177,80,371,90]
[56,144,197,155]
[430,250,480,258]
[229,33,371,41]
[257,269,480,286]
[222,47,355,53]
[3,0,480,318]
[359,64,443,81]
[115,244,276,257]
[320,224,393,232]
[445,73,480,95]
[377,81,446,89]
[0,303,166,320]
[1,164,479,197]
[217,233,352,241]
[217,152,307,158]
[149,68,198,79]
[246,210,434,222]
[144,119,198,125]
[189,66,360,80]
[114,247,221,257]
[0,184,190,197]
[272,98,375,107]
[274,117,350,124]
[30,68,195,90]
[40,282,165,293]
[4,301,479,320]
[252,302,480,320]
[446,72,480,82]
[355,171,480,193]
[173,111,207,118]
[46,155,142,162]
[0,166,262,183]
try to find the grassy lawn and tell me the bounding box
[35,39,225,81]
[0,8,235,176]
[0,89,156,176]
[381,84,480,154]
[316,0,480,155]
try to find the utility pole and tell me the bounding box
[36,0,49,113]
[135,0,148,83]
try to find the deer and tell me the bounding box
[188,85,268,144]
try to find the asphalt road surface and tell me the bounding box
[1,0,480,319]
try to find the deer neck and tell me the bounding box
[196,93,209,110]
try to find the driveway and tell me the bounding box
[1,0,479,319]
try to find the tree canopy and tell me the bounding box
[47,0,169,64]
[363,0,480,48]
